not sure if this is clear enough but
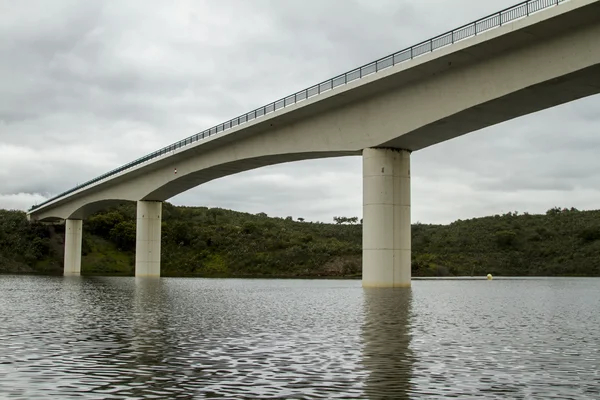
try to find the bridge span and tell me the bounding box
[27,0,600,287]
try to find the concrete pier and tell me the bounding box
[362,148,411,288]
[135,201,162,277]
[64,219,83,276]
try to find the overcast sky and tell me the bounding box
[1,0,599,224]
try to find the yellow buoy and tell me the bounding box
[487,274,493,280]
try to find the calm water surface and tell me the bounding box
[0,276,599,399]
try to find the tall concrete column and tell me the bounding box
[362,148,411,288]
[135,201,162,277]
[64,219,83,276]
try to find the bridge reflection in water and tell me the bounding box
[362,288,414,399]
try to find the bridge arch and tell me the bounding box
[33,198,136,222]
[142,152,358,201]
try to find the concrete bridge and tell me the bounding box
[27,0,600,287]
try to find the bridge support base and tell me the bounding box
[362,148,411,288]
[135,201,162,277]
[64,219,83,276]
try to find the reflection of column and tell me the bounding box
[362,148,411,288]
[64,219,83,276]
[361,288,413,399]
[130,278,168,377]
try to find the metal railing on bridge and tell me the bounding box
[30,0,566,211]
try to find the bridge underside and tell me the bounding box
[382,65,600,150]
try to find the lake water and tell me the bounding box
[0,276,599,399]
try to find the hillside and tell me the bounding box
[1,204,599,277]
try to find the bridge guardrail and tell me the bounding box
[29,0,566,212]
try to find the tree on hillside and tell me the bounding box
[207,208,224,224]
[333,216,360,225]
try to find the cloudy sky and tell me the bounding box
[1,0,599,224]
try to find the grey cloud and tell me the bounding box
[0,193,47,211]
[475,176,577,192]
[1,0,599,224]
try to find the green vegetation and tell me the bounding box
[1,205,600,277]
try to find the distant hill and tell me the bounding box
[1,204,599,277]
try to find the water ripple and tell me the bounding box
[0,276,599,398]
